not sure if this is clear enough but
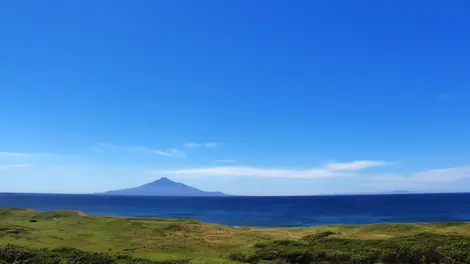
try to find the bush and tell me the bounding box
[229,234,470,264]
[301,231,336,241]
[0,245,190,264]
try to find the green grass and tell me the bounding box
[1,208,470,263]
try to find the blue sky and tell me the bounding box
[1,0,470,195]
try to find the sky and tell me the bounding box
[1,0,470,195]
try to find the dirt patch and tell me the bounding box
[249,228,307,239]
[357,234,394,239]
[59,210,88,217]
[23,209,39,215]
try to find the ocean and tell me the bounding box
[1,193,469,227]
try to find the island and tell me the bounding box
[101,177,227,196]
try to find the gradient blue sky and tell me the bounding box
[1,0,470,195]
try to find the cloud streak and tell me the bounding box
[93,143,186,157]
[374,166,470,183]
[152,148,186,157]
[327,160,388,170]
[215,159,237,163]
[0,164,31,170]
[184,142,217,148]
[0,152,31,158]
[152,160,388,179]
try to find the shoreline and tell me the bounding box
[2,208,470,263]
[1,207,469,228]
[2,206,470,228]
[2,193,469,227]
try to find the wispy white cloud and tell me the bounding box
[0,164,31,170]
[92,143,186,158]
[183,143,200,147]
[152,160,388,179]
[0,152,31,158]
[327,160,388,170]
[184,142,218,149]
[374,166,470,183]
[152,148,186,157]
[215,159,237,163]
[0,165,154,194]
[412,166,470,182]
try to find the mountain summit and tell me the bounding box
[102,177,227,196]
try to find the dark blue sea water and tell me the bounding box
[1,193,469,227]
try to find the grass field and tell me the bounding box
[1,208,470,263]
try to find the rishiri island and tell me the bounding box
[102,177,227,196]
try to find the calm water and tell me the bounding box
[1,193,469,227]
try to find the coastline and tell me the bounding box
[1,208,470,263]
[2,192,470,228]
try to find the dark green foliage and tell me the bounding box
[33,211,80,220]
[301,231,336,241]
[229,233,470,264]
[0,245,190,264]
[3,209,470,264]
[0,226,31,238]
[164,224,185,231]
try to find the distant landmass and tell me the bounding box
[354,190,418,195]
[381,190,420,195]
[102,177,227,196]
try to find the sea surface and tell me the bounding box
[1,193,469,227]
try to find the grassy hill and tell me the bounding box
[1,208,470,263]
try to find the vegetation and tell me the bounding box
[1,208,470,263]
[0,245,189,264]
[229,233,470,263]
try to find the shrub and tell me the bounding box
[301,231,336,241]
[0,245,189,264]
[231,234,470,264]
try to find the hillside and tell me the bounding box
[1,208,470,263]
[102,177,227,196]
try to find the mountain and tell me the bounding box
[102,177,227,196]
